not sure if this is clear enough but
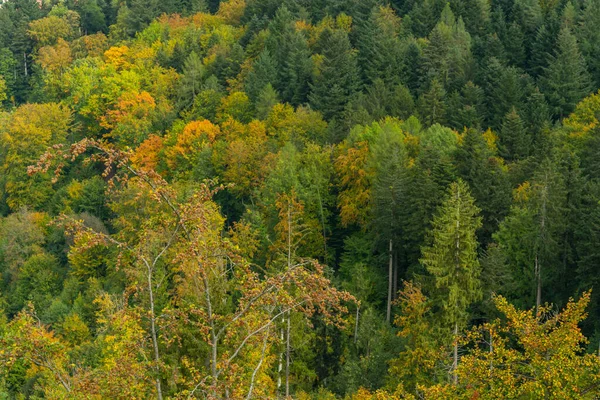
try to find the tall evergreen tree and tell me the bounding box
[420,179,482,383]
[418,78,446,126]
[245,49,278,102]
[484,58,526,129]
[356,6,404,87]
[309,28,360,121]
[422,4,472,92]
[499,107,531,161]
[370,123,409,322]
[578,0,600,86]
[541,27,592,119]
[494,158,567,310]
[454,129,511,245]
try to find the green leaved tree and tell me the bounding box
[420,179,482,384]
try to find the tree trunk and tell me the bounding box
[277,321,284,394]
[354,304,360,344]
[147,267,163,400]
[386,239,393,323]
[285,312,291,397]
[453,323,458,385]
[392,251,398,300]
[535,254,542,314]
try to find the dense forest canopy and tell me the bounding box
[1,0,600,398]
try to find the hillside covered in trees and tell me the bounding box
[2,0,600,398]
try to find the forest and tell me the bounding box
[1,0,600,398]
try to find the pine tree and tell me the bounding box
[484,58,525,129]
[529,16,560,78]
[499,107,531,161]
[255,83,279,119]
[370,123,409,322]
[422,4,472,91]
[504,22,526,68]
[523,87,551,145]
[418,78,446,126]
[245,49,278,102]
[282,29,312,105]
[356,6,403,87]
[309,28,360,121]
[265,5,312,105]
[578,0,600,86]
[494,158,567,310]
[454,129,511,245]
[541,27,592,119]
[420,179,482,383]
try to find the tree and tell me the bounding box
[483,59,526,129]
[454,128,511,245]
[29,139,354,398]
[422,4,472,91]
[499,107,530,161]
[245,49,278,102]
[541,27,592,119]
[420,179,482,384]
[424,292,600,399]
[0,103,72,211]
[389,281,444,391]
[493,159,567,310]
[309,27,360,121]
[0,76,7,105]
[356,5,404,87]
[369,121,408,322]
[418,79,446,126]
[578,0,600,86]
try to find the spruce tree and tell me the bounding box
[370,123,409,322]
[418,78,446,126]
[356,6,403,87]
[309,28,360,121]
[541,26,592,119]
[578,0,600,86]
[499,107,531,161]
[454,129,511,245]
[484,58,525,129]
[245,49,278,102]
[420,179,482,383]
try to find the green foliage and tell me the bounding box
[0,1,599,398]
[421,179,482,329]
[309,27,360,121]
[542,26,593,118]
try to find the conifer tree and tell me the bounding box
[245,49,278,102]
[418,78,446,126]
[454,129,511,244]
[370,123,408,322]
[309,28,360,121]
[422,4,472,91]
[499,107,530,161]
[578,0,600,86]
[356,6,403,87]
[541,26,592,119]
[420,179,482,384]
[484,59,525,129]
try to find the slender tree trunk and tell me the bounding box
[535,254,542,313]
[489,329,493,375]
[285,313,291,397]
[386,239,393,323]
[354,304,360,344]
[277,322,284,394]
[147,267,163,400]
[453,323,458,385]
[392,251,398,300]
[536,184,548,314]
